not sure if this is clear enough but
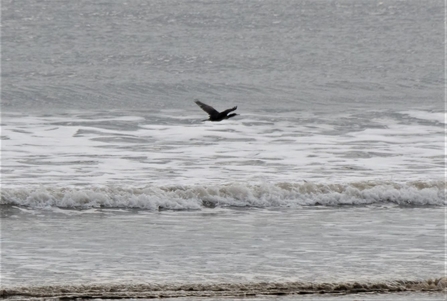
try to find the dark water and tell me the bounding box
[1,0,443,112]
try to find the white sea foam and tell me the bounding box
[1,110,444,188]
[402,110,446,124]
[1,181,444,209]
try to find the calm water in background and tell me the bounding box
[1,0,445,299]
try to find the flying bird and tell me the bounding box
[195,100,238,122]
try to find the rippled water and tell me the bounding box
[2,0,443,112]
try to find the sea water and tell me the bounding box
[1,0,445,300]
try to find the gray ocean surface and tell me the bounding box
[1,0,445,300]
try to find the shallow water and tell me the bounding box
[2,206,444,287]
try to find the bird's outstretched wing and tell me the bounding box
[221,106,237,115]
[195,100,219,117]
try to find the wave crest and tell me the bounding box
[1,180,444,210]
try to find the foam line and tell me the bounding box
[1,181,444,209]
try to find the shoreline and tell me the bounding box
[2,278,446,300]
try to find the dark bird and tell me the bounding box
[195,100,238,122]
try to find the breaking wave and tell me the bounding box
[1,278,445,299]
[1,180,445,210]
